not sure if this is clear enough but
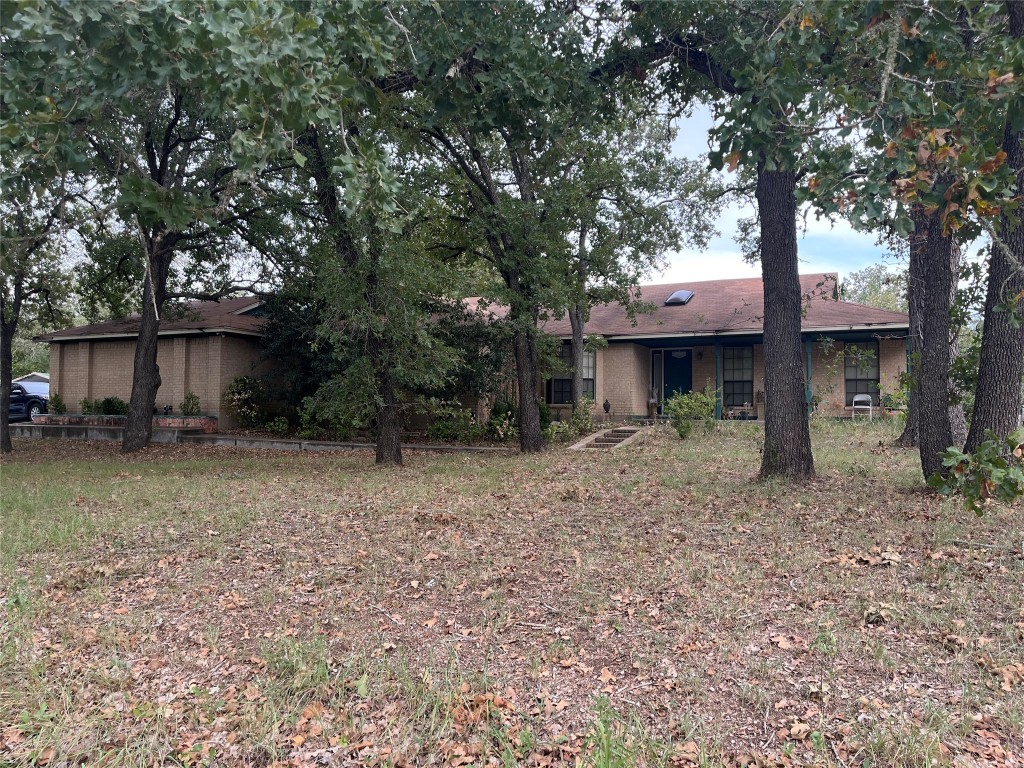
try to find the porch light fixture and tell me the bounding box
[664,289,694,305]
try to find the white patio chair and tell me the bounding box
[851,394,873,420]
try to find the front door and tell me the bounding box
[662,349,693,400]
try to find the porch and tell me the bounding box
[544,332,907,422]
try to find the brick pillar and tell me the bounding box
[79,341,93,400]
[50,343,63,397]
[207,335,225,423]
[170,337,188,411]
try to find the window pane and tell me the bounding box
[547,344,597,405]
[844,342,880,405]
[723,347,754,408]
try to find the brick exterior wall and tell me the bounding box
[807,338,906,416]
[691,346,716,393]
[596,343,650,417]
[541,338,906,421]
[48,334,268,429]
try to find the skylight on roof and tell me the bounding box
[664,289,694,306]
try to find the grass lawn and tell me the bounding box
[1,421,1022,767]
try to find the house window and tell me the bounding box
[844,341,880,405]
[546,343,595,404]
[723,346,753,407]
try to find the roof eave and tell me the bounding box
[553,322,909,341]
[38,327,264,342]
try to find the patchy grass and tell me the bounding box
[1,422,1022,767]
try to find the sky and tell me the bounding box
[657,104,898,286]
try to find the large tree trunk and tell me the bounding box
[896,217,924,448]
[122,258,167,453]
[374,357,403,465]
[755,164,815,481]
[1,323,14,453]
[569,303,585,412]
[916,204,958,479]
[512,326,545,453]
[965,1,1024,451]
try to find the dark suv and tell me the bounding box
[8,384,48,421]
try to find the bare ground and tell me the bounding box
[1,421,1022,767]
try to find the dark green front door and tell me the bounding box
[662,349,693,400]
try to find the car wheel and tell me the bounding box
[28,402,43,419]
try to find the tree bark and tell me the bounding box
[755,163,815,481]
[896,215,924,448]
[569,303,585,411]
[512,326,545,452]
[916,204,958,479]
[965,0,1024,450]
[122,257,168,453]
[365,240,403,467]
[1,323,14,453]
[374,356,403,465]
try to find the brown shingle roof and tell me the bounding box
[40,296,265,341]
[539,273,908,338]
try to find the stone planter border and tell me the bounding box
[32,414,219,434]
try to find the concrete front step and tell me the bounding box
[570,426,646,451]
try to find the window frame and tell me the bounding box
[722,346,754,408]
[546,343,595,405]
[843,341,880,406]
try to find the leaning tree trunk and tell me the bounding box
[897,213,925,448]
[0,323,15,453]
[512,324,545,453]
[965,1,1024,451]
[916,204,958,479]
[122,257,168,453]
[569,303,585,412]
[755,163,815,481]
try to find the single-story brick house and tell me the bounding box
[37,297,270,428]
[38,272,909,428]
[538,272,909,420]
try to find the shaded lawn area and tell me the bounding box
[1,422,1022,768]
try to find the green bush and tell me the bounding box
[543,397,596,444]
[79,396,129,415]
[538,399,552,430]
[265,416,290,436]
[48,392,67,415]
[929,428,1024,514]
[664,386,717,440]
[180,391,202,416]
[426,403,483,443]
[99,396,129,415]
[296,397,356,442]
[223,376,265,428]
[487,400,518,442]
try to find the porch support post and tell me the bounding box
[805,338,813,415]
[714,342,723,420]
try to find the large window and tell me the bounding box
[723,346,754,407]
[546,344,595,404]
[844,341,880,405]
